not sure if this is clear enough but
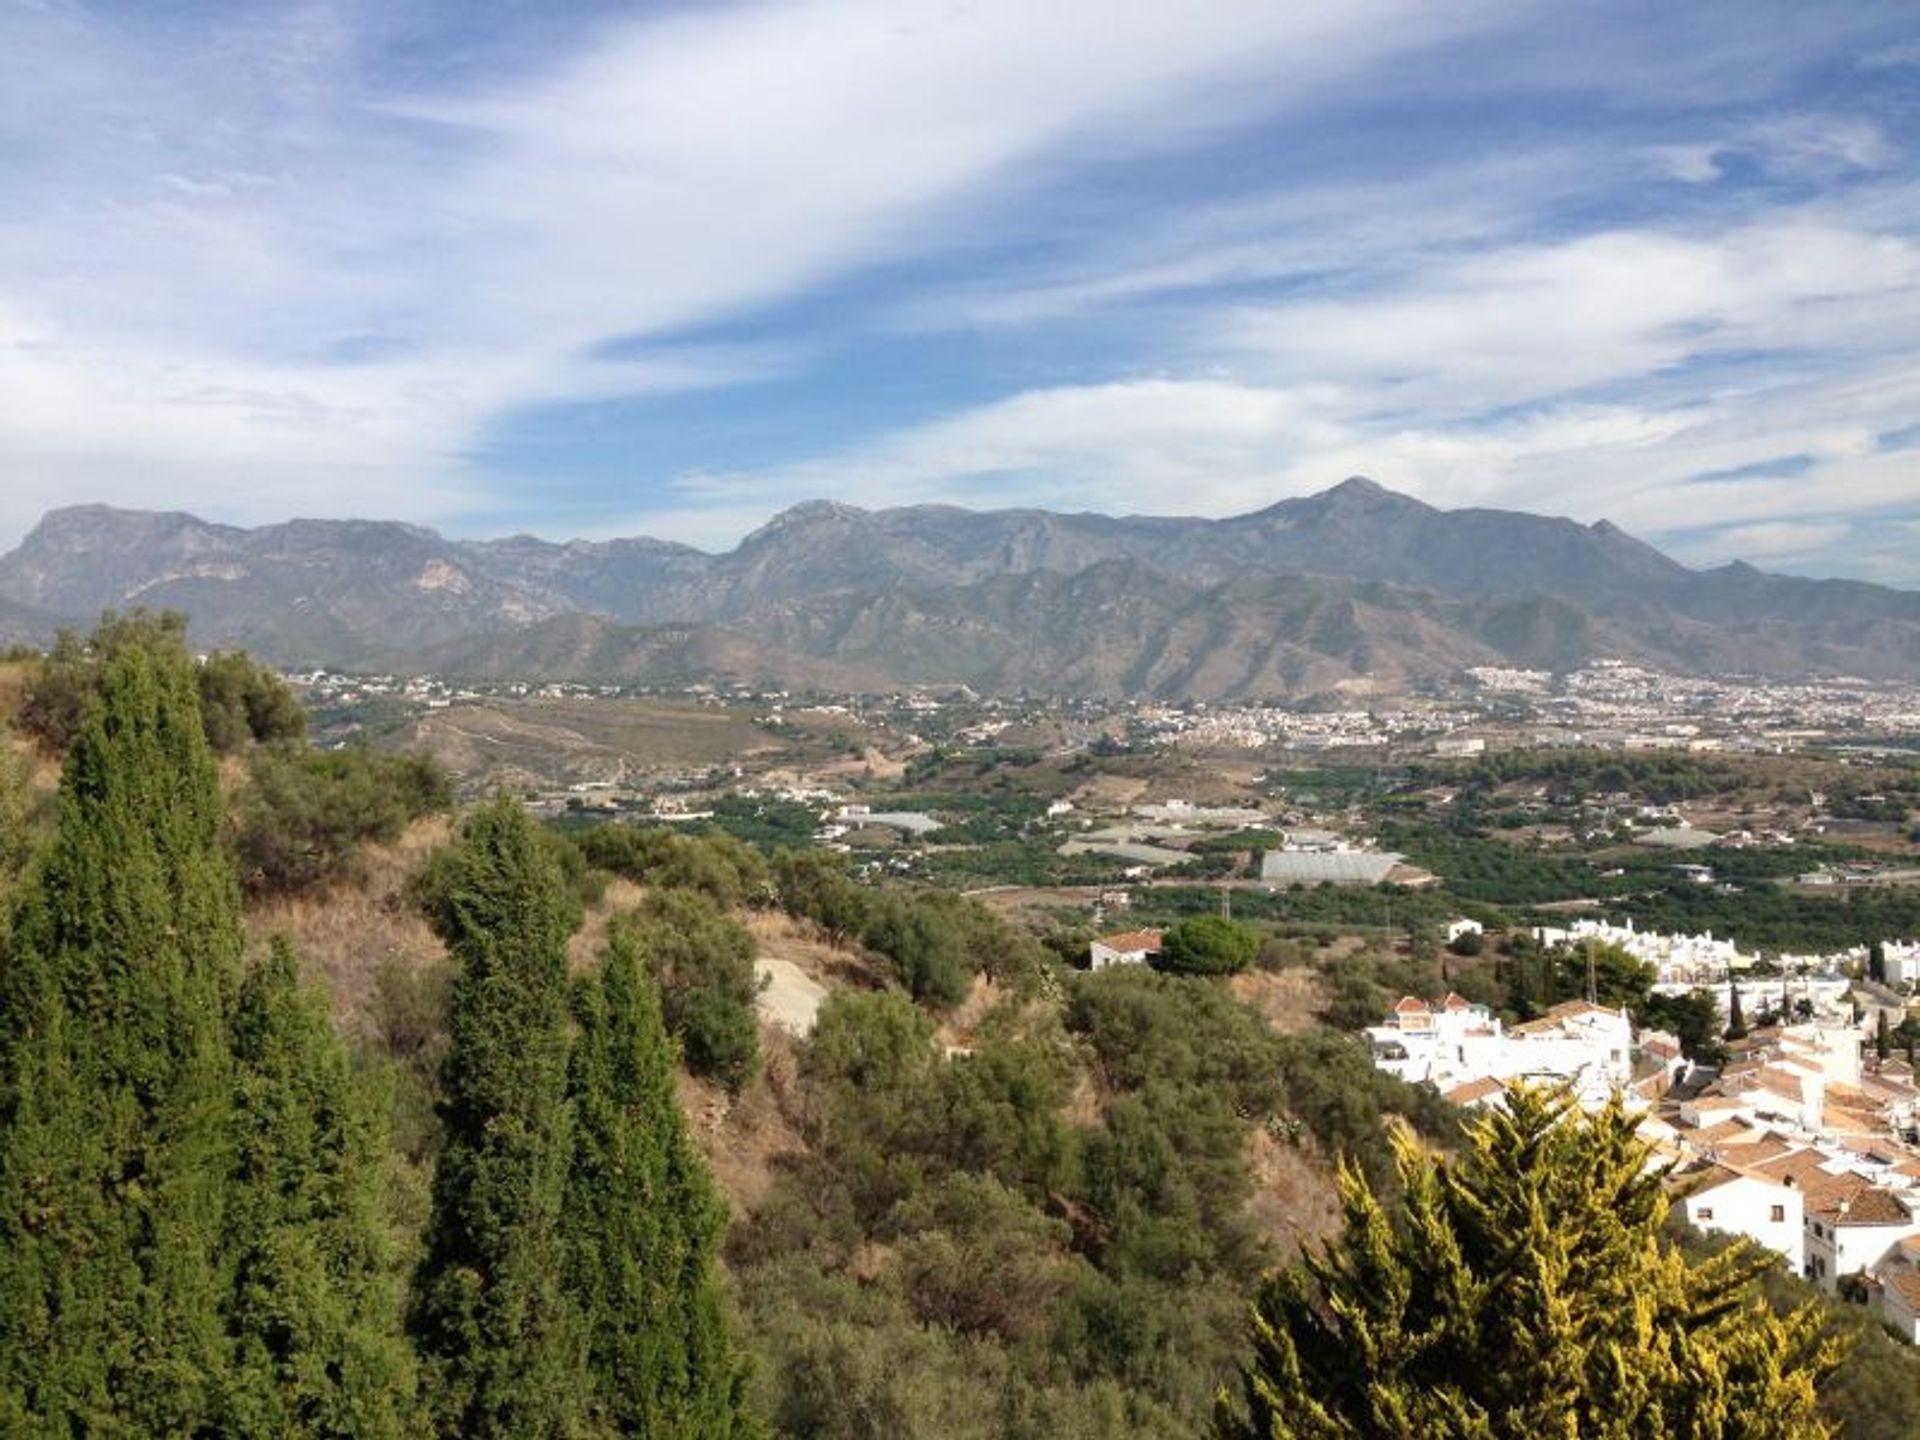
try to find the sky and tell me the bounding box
[3,0,1918,583]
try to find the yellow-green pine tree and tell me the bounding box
[1216,1085,1842,1439]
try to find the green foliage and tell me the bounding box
[0,631,243,1431]
[630,888,763,1092]
[198,649,308,752]
[18,611,306,755]
[222,938,416,1438]
[1641,988,1727,1064]
[236,744,451,894]
[0,726,39,903]
[774,847,876,944]
[1216,1087,1842,1439]
[0,625,405,1435]
[577,821,770,907]
[1158,915,1261,975]
[564,928,757,1439]
[408,797,584,1438]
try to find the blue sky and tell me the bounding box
[3,0,1918,582]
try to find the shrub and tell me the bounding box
[1156,916,1259,976]
[235,745,450,894]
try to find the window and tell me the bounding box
[1697,1207,1714,1222]
[1770,1205,1786,1223]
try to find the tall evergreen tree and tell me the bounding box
[1216,1086,1842,1439]
[0,638,242,1432]
[565,924,759,1438]
[1726,981,1748,1041]
[409,796,584,1438]
[221,937,415,1438]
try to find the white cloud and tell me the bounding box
[0,0,1491,544]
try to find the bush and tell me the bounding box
[1155,916,1259,976]
[627,889,763,1091]
[236,745,450,893]
[18,612,305,754]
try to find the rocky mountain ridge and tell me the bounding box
[3,481,1915,698]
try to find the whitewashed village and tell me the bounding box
[1090,915,1920,1338]
[1378,924,1920,1336]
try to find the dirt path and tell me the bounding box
[756,957,830,1035]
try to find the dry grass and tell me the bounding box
[1229,968,1328,1035]
[744,909,886,990]
[242,816,452,1035]
[567,877,646,972]
[679,1029,810,1219]
[1243,1126,1343,1259]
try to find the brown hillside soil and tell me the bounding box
[745,910,887,991]
[567,876,646,972]
[1244,1127,1342,1259]
[681,1030,809,1220]
[1229,968,1328,1035]
[243,816,451,1033]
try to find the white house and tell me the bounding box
[1676,1165,1805,1273]
[1804,1182,1920,1291]
[1088,929,1163,971]
[1879,1267,1920,1343]
[1366,996,1632,1106]
[1445,918,1484,945]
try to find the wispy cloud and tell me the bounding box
[0,0,1916,584]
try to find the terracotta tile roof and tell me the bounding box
[1543,1000,1620,1022]
[1754,1151,1836,1189]
[1676,1163,1746,1197]
[1829,1187,1914,1228]
[1802,1172,1873,1218]
[1443,1077,1507,1106]
[1718,1136,1794,1165]
[1094,929,1163,953]
[1693,1119,1758,1145]
[1394,995,1432,1014]
[1883,1270,1920,1311]
[1442,992,1473,1012]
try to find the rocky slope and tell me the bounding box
[3,481,1915,696]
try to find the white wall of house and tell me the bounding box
[1682,1177,1804,1273]
[1807,1212,1920,1292]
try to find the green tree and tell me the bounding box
[1727,981,1749,1042]
[1215,1087,1841,1439]
[1158,915,1260,976]
[631,889,763,1092]
[408,797,583,1439]
[198,650,308,752]
[0,635,243,1431]
[564,927,758,1438]
[221,938,415,1438]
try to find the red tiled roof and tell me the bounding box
[1444,1077,1507,1106]
[1829,1187,1914,1228]
[1094,929,1163,953]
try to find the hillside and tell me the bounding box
[3,480,1917,695]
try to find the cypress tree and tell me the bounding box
[1216,1086,1842,1438]
[565,924,759,1439]
[1726,981,1748,1041]
[409,796,583,1438]
[221,937,415,1438]
[0,638,242,1432]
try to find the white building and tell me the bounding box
[1677,1165,1805,1274]
[1088,929,1163,971]
[1367,996,1633,1106]
[1804,1183,1920,1291]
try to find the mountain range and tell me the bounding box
[2,479,1915,699]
